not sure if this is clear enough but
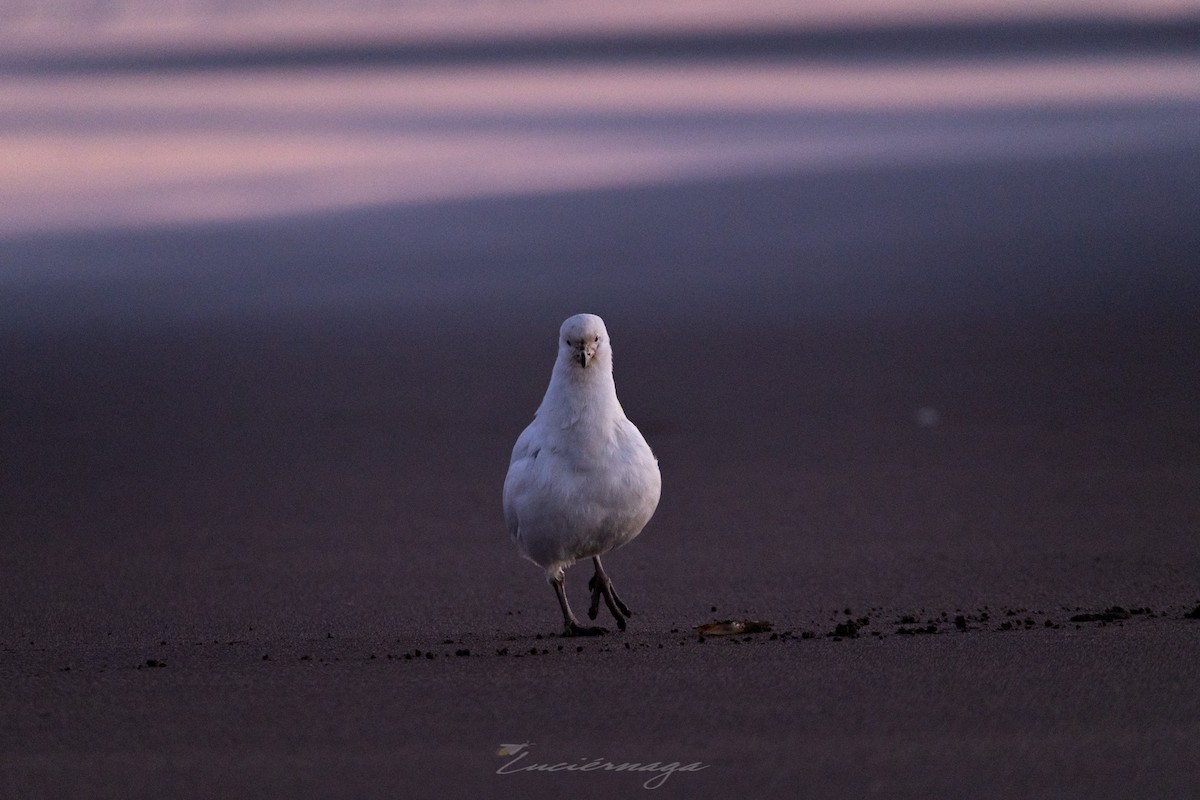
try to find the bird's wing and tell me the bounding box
[503,422,543,542]
[508,421,541,466]
[503,484,521,543]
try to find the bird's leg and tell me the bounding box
[586,556,631,630]
[552,571,607,636]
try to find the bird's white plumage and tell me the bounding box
[504,314,660,581]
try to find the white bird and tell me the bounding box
[503,314,661,635]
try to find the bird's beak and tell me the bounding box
[577,346,595,368]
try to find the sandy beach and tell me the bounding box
[2,5,1200,797]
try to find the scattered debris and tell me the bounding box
[695,620,772,636]
[1070,607,1131,623]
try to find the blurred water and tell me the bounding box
[1,56,1198,237]
[1,2,1199,323]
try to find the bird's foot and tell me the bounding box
[587,571,631,631]
[563,620,608,637]
[551,572,608,636]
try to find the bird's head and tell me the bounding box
[558,313,610,370]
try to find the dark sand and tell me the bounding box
[2,143,1200,797]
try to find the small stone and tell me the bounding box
[833,620,860,638]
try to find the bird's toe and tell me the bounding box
[587,585,603,619]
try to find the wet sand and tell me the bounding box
[2,144,1199,797]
